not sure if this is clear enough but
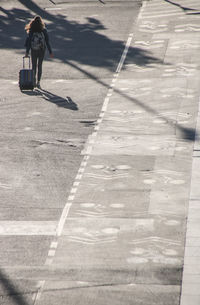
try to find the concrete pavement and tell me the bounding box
[35,0,200,304]
[39,1,200,304]
[1,0,200,304]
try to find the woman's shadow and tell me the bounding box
[22,87,78,111]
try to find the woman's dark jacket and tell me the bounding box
[25,28,52,54]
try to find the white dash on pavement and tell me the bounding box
[68,195,75,201]
[73,181,80,187]
[75,174,83,180]
[48,249,56,257]
[116,34,134,73]
[56,202,72,236]
[50,241,58,249]
[78,168,85,173]
[70,188,77,194]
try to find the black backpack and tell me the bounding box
[31,32,45,50]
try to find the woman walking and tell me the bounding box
[25,16,53,88]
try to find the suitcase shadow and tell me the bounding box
[22,88,78,111]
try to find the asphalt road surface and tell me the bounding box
[0,0,142,304]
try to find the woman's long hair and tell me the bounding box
[25,16,45,33]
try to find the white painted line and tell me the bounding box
[78,167,85,173]
[50,241,58,249]
[138,0,147,20]
[68,195,75,201]
[32,293,36,301]
[75,174,82,180]
[116,34,133,74]
[56,202,72,236]
[91,131,98,138]
[48,249,56,257]
[97,118,102,124]
[85,145,93,155]
[70,188,77,194]
[102,97,110,112]
[33,280,45,303]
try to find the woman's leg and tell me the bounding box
[31,50,38,86]
[37,50,45,82]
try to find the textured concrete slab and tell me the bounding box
[48,215,184,288]
[76,154,155,190]
[0,236,51,266]
[69,189,150,219]
[101,111,176,135]
[39,283,179,305]
[87,133,176,156]
[38,283,180,305]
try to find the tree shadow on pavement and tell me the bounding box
[0,0,197,141]
[66,59,196,142]
[186,11,200,15]
[0,268,31,305]
[164,0,200,13]
[0,1,163,71]
[22,88,78,110]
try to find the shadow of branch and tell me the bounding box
[0,269,31,305]
[164,0,198,12]
[12,0,197,141]
[65,59,196,142]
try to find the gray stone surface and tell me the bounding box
[1,0,200,304]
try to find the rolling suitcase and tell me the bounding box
[19,56,34,91]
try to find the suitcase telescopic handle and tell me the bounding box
[23,56,31,69]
